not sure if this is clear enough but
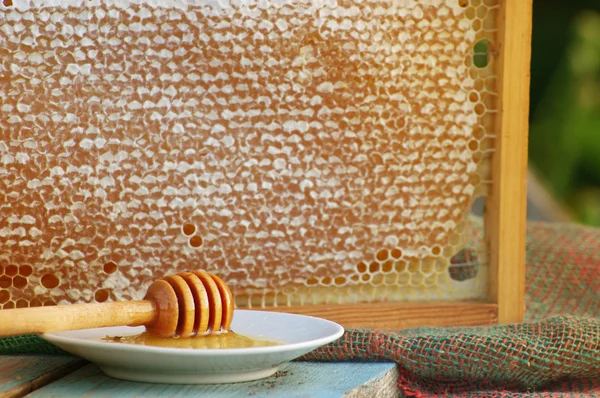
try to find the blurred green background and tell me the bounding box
[528,0,600,225]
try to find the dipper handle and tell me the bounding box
[0,300,155,337]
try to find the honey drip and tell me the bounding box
[100,331,283,349]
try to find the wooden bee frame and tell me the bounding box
[0,0,532,330]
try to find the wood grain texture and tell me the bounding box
[0,301,155,338]
[262,301,498,330]
[27,362,399,398]
[344,364,400,398]
[486,0,533,324]
[0,356,85,398]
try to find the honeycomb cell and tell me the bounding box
[435,260,447,272]
[391,249,403,260]
[0,276,11,289]
[16,299,28,308]
[41,274,60,289]
[182,223,196,236]
[5,265,17,277]
[189,236,203,248]
[483,94,497,110]
[409,274,423,287]
[444,245,458,258]
[384,274,398,285]
[381,261,394,273]
[470,173,482,186]
[306,277,319,286]
[13,276,27,289]
[397,273,410,285]
[18,264,33,277]
[95,289,110,302]
[0,290,9,304]
[43,300,56,306]
[103,261,118,274]
[321,276,332,286]
[449,232,462,246]
[473,126,486,140]
[370,274,385,286]
[465,7,476,20]
[422,260,435,274]
[475,103,486,115]
[356,262,367,273]
[477,6,487,18]
[30,298,42,307]
[3,301,15,309]
[2,0,13,7]
[423,274,438,287]
[395,261,408,273]
[334,276,346,285]
[369,262,380,273]
[376,250,389,262]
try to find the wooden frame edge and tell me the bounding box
[260,302,498,330]
[486,0,533,324]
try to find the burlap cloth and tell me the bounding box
[1,221,599,396]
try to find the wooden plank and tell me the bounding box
[486,0,532,324]
[27,362,400,398]
[262,301,497,330]
[344,364,400,398]
[0,356,85,398]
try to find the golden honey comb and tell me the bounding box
[0,0,498,310]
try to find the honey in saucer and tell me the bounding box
[100,331,283,349]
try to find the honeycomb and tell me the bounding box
[0,0,498,309]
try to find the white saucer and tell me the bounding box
[42,310,344,384]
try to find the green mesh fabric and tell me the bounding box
[303,316,600,397]
[0,334,67,355]
[302,221,600,396]
[1,221,599,397]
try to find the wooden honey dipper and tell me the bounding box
[0,271,234,338]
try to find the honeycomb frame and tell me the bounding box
[0,0,531,329]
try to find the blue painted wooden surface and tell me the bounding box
[0,355,83,398]
[27,362,399,397]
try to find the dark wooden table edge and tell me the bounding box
[2,358,88,398]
